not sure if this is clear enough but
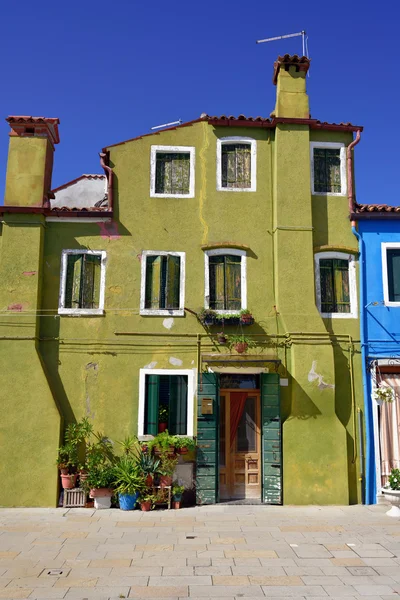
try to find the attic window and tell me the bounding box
[59,250,106,316]
[150,145,195,198]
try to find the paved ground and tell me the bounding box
[0,503,399,600]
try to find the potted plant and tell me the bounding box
[374,383,395,404]
[173,436,196,455]
[239,309,254,326]
[216,332,228,345]
[147,431,177,456]
[215,313,241,326]
[139,491,155,511]
[158,405,169,433]
[56,445,73,475]
[86,463,115,509]
[228,335,255,354]
[172,484,185,509]
[138,452,160,487]
[383,468,400,517]
[158,453,178,488]
[198,308,217,326]
[113,456,145,511]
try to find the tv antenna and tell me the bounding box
[256,30,309,58]
[151,119,182,131]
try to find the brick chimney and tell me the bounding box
[272,55,311,119]
[4,116,60,208]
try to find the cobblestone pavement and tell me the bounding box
[0,503,399,600]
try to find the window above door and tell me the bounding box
[204,248,247,314]
[140,251,185,316]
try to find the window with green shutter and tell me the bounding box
[64,253,102,309]
[144,254,182,310]
[144,374,188,435]
[155,152,190,195]
[387,249,400,302]
[221,144,251,189]
[209,254,242,311]
[313,148,342,194]
[319,258,350,313]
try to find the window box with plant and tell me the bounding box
[198,309,254,328]
[383,468,400,517]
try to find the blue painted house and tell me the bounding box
[352,206,400,504]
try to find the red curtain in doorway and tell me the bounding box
[230,392,248,447]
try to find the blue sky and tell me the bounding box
[0,0,398,205]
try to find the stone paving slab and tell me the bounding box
[0,504,399,599]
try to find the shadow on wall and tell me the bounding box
[283,375,322,421]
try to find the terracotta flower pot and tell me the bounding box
[89,487,113,498]
[177,447,188,455]
[158,422,168,433]
[234,342,248,354]
[217,333,228,345]
[140,501,151,511]
[60,467,69,475]
[160,475,172,488]
[145,474,153,487]
[240,315,254,325]
[61,473,77,489]
[173,501,181,509]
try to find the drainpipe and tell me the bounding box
[347,130,361,215]
[352,223,375,504]
[99,152,114,211]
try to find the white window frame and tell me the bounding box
[314,251,357,319]
[150,145,195,198]
[140,250,185,316]
[58,249,106,316]
[310,141,347,197]
[216,136,257,192]
[382,242,400,306]
[138,368,195,438]
[204,248,247,314]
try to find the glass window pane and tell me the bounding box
[236,397,256,452]
[314,148,341,193]
[387,249,400,302]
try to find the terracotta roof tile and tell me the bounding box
[273,54,311,85]
[6,115,60,144]
[52,174,105,194]
[355,203,400,213]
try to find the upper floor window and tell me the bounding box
[315,252,357,318]
[140,251,185,316]
[310,142,346,196]
[204,249,247,313]
[59,250,106,316]
[150,145,195,198]
[382,243,400,305]
[216,137,256,192]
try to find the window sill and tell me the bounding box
[217,187,256,193]
[150,192,194,199]
[140,309,184,316]
[139,434,194,442]
[58,308,105,316]
[320,312,357,319]
[312,191,346,197]
[383,302,400,307]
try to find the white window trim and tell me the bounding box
[310,141,347,197]
[138,368,195,438]
[382,242,400,306]
[150,145,195,198]
[216,136,257,192]
[140,250,185,316]
[58,249,106,316]
[314,251,357,319]
[204,248,247,314]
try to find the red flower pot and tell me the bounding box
[240,315,254,325]
[61,474,77,489]
[177,447,188,455]
[234,342,248,354]
[89,487,113,498]
[140,501,151,511]
[158,422,168,433]
[173,501,181,509]
[160,475,172,488]
[145,474,153,487]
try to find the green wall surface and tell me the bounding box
[1,66,364,506]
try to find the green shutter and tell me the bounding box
[169,375,188,435]
[82,254,101,309]
[145,375,159,435]
[333,259,350,313]
[166,255,181,309]
[145,256,162,309]
[320,259,334,313]
[155,153,190,195]
[225,256,241,310]
[261,373,282,505]
[387,250,400,302]
[65,254,83,308]
[209,256,225,310]
[196,373,219,505]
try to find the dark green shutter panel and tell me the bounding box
[209,256,225,310]
[225,256,241,310]
[196,373,219,505]
[82,254,101,309]
[65,254,83,308]
[333,259,350,313]
[320,259,334,313]
[261,373,282,505]
[166,255,181,309]
[169,375,187,435]
[145,256,162,309]
[145,375,159,435]
[387,250,400,302]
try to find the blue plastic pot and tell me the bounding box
[119,492,139,510]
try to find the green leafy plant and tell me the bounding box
[84,462,115,491]
[116,435,140,457]
[172,436,196,452]
[138,452,161,476]
[198,308,217,325]
[56,444,76,469]
[147,431,176,453]
[158,453,179,477]
[172,483,185,499]
[158,405,169,423]
[388,468,400,490]
[374,383,395,403]
[140,490,157,507]
[228,335,256,353]
[112,456,146,495]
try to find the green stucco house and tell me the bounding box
[0,55,365,507]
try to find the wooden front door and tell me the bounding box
[219,390,261,500]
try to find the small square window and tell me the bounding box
[150,146,195,198]
[311,143,346,196]
[221,144,251,189]
[140,251,185,315]
[59,250,106,315]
